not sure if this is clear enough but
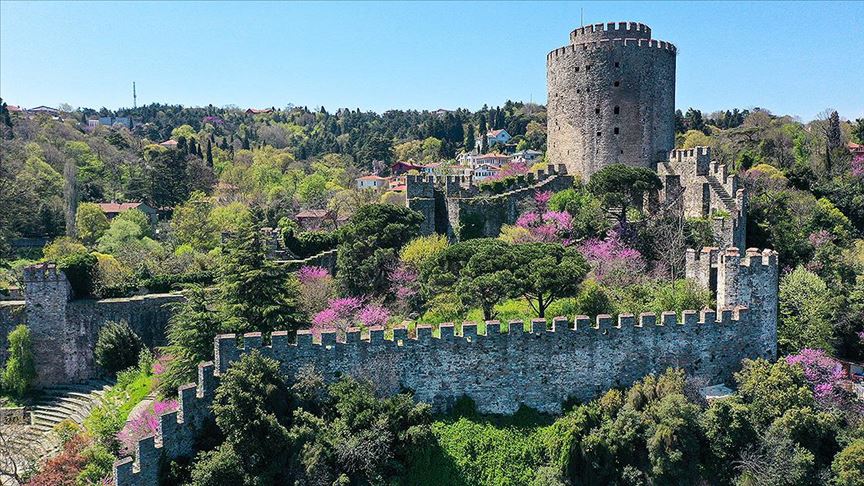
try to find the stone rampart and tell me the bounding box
[659,147,747,250]
[6,263,183,385]
[114,246,778,486]
[407,164,574,240]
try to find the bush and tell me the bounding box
[3,324,36,398]
[142,270,213,293]
[284,229,340,258]
[58,252,98,298]
[53,419,81,446]
[94,321,144,376]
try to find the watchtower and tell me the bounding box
[546,22,677,180]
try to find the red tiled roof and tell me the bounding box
[296,209,331,219]
[97,202,145,214]
[159,140,178,147]
[488,129,507,137]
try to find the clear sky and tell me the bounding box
[1,1,862,120]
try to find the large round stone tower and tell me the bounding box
[546,22,677,179]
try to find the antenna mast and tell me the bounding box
[133,82,137,109]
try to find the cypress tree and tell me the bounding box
[188,137,197,156]
[465,123,475,152]
[478,115,488,153]
[206,139,213,166]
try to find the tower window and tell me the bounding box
[595,108,600,114]
[575,66,580,72]
[614,106,620,114]
[576,89,580,93]
[597,131,602,137]
[615,62,620,68]
[614,81,620,87]
[620,149,624,154]
[614,127,620,134]
[586,65,591,71]
[586,87,590,93]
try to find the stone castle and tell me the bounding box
[114,246,778,485]
[546,21,677,179]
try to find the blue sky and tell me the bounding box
[1,1,862,120]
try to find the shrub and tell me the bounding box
[832,439,864,486]
[42,236,88,261]
[3,324,36,398]
[94,321,144,376]
[58,252,97,298]
[142,270,213,293]
[53,419,81,446]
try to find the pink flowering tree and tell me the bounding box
[297,266,335,316]
[389,264,420,315]
[786,349,860,413]
[117,399,179,457]
[510,191,577,245]
[578,231,647,288]
[852,153,864,179]
[311,296,391,338]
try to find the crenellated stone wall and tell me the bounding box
[114,247,778,486]
[659,147,747,250]
[7,263,183,385]
[407,164,574,240]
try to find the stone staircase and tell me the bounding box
[706,175,736,210]
[2,380,111,483]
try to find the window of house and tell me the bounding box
[614,106,620,114]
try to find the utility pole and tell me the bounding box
[133,82,137,109]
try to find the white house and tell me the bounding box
[356,175,389,190]
[476,129,512,151]
[472,164,501,181]
[511,149,543,164]
[472,153,511,167]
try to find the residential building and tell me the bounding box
[476,129,512,151]
[511,150,543,164]
[356,175,389,190]
[295,209,342,231]
[472,164,501,181]
[472,153,511,167]
[97,201,158,226]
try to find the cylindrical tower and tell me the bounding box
[546,21,676,180]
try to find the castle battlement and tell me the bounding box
[22,262,65,283]
[547,37,678,60]
[569,21,652,44]
[115,286,772,486]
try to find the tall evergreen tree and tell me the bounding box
[478,115,488,153]
[241,133,250,150]
[188,137,197,156]
[206,139,214,166]
[177,136,188,154]
[464,123,475,152]
[219,218,304,335]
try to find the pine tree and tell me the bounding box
[206,139,213,166]
[219,218,304,335]
[188,137,197,156]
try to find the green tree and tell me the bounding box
[399,234,449,272]
[464,123,475,151]
[832,439,864,486]
[206,139,213,166]
[512,243,589,318]
[96,219,150,254]
[3,325,36,398]
[336,204,423,296]
[172,192,219,252]
[114,209,153,238]
[75,202,109,245]
[94,321,144,376]
[42,236,88,261]
[219,218,304,335]
[209,350,294,482]
[588,165,662,226]
[456,240,518,320]
[778,266,836,354]
[478,115,488,153]
[158,286,223,395]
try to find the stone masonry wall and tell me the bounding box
[547,22,677,180]
[115,247,778,486]
[659,147,747,250]
[14,263,182,385]
[407,164,574,241]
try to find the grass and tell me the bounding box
[401,402,560,486]
[83,365,154,450]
